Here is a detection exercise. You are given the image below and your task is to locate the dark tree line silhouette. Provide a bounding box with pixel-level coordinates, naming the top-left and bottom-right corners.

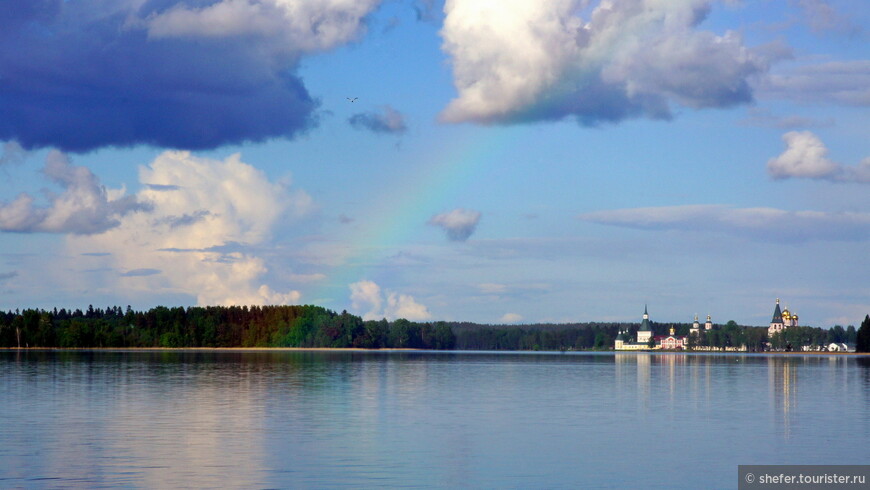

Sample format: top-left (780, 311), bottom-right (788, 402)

top-left (0, 305), bottom-right (455, 350)
top-left (1, 305), bottom-right (866, 352)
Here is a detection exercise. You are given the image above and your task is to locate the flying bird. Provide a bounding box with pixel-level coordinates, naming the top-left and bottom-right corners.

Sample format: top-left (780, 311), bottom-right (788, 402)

top-left (347, 97), bottom-right (358, 103)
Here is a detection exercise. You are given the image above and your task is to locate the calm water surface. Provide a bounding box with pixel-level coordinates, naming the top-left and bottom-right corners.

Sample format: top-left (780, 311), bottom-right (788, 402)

top-left (1, 350), bottom-right (869, 488)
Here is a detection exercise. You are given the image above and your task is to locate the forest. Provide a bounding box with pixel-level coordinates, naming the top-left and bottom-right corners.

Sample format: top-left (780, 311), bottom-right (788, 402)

top-left (0, 305), bottom-right (456, 350)
top-left (1, 305), bottom-right (867, 352)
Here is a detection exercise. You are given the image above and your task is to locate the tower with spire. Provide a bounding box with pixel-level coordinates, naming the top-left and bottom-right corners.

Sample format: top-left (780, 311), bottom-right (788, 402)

top-left (768, 298), bottom-right (798, 337)
top-left (636, 305), bottom-right (654, 345)
top-left (690, 315), bottom-right (700, 336)
top-left (615, 305), bottom-right (688, 350)
top-left (705, 314), bottom-right (713, 331)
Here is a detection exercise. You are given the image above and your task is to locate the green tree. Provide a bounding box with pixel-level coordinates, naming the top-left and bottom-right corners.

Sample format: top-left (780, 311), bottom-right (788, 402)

top-left (847, 325), bottom-right (858, 345)
top-left (744, 327), bottom-right (768, 352)
top-left (856, 315), bottom-right (870, 353)
top-left (593, 332), bottom-right (608, 350)
top-left (433, 322), bottom-right (455, 350)
top-left (390, 319), bottom-right (411, 348)
top-left (829, 325), bottom-right (846, 343)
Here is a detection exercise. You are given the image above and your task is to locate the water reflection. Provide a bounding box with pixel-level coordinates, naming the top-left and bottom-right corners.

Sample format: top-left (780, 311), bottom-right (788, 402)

top-left (767, 357), bottom-right (797, 439)
top-left (2, 350), bottom-right (870, 488)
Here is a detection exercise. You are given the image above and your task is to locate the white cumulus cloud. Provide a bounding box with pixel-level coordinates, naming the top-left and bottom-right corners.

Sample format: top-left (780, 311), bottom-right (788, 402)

top-left (767, 131), bottom-right (870, 183)
top-left (429, 208), bottom-right (482, 241)
top-left (767, 131), bottom-right (840, 179)
top-left (68, 151), bottom-right (311, 306)
top-left (440, 0), bottom-right (777, 125)
top-left (350, 280), bottom-right (432, 321)
top-left (146, 0), bottom-right (381, 54)
top-left (0, 151), bottom-right (145, 234)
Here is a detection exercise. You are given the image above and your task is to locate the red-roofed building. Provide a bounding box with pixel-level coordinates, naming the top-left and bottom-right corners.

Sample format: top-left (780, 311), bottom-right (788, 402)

top-left (655, 325), bottom-right (687, 350)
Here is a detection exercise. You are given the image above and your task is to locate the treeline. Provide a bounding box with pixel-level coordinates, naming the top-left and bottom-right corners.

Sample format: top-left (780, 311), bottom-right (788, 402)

top-left (449, 321), bottom-right (740, 351)
top-left (673, 321), bottom-right (859, 352)
top-left (0, 305), bottom-right (456, 350)
top-left (2, 305), bottom-right (867, 352)
top-left (450, 319), bottom-right (868, 352)
top-left (451, 322), bottom-right (625, 350)
top-left (767, 324), bottom-right (858, 351)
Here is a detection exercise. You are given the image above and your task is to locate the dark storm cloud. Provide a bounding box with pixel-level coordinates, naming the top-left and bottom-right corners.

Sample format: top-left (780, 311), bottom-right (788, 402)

top-left (0, 0), bottom-right (322, 152)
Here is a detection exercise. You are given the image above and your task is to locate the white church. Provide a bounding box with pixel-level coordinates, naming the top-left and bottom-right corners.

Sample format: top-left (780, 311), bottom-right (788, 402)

top-left (615, 306), bottom-right (692, 350)
top-left (768, 298), bottom-right (799, 337)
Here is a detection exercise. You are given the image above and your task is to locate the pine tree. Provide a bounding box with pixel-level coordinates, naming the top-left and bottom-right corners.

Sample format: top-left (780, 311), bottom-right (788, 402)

top-left (856, 315), bottom-right (870, 353)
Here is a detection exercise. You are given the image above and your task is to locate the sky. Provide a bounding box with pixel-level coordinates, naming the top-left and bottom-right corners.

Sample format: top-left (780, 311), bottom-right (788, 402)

top-left (1, 0), bottom-right (868, 328)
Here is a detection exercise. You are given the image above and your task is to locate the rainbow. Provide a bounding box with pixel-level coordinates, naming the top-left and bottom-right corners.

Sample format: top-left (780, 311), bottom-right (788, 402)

top-left (307, 127), bottom-right (513, 310)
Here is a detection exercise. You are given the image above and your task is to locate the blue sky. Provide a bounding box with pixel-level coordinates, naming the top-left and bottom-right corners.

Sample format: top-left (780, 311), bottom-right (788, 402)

top-left (1, 0), bottom-right (868, 327)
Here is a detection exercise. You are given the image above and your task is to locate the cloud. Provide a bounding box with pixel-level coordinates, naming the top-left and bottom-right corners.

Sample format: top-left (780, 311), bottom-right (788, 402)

top-left (767, 131), bottom-right (870, 183)
top-left (349, 280), bottom-right (432, 321)
top-left (0, 151), bottom-right (147, 234)
top-left (740, 108), bottom-right (834, 129)
top-left (120, 268), bottom-right (161, 277)
top-left (145, 0), bottom-right (379, 51)
top-left (413, 0), bottom-right (441, 22)
top-left (0, 0), bottom-right (380, 151)
top-left (348, 106), bottom-right (408, 134)
top-left (158, 210), bottom-right (214, 229)
top-left (145, 184), bottom-right (182, 192)
top-left (429, 208), bottom-right (481, 241)
top-left (287, 272), bottom-right (327, 283)
top-left (762, 60), bottom-right (870, 106)
top-left (791, 0), bottom-right (859, 34)
top-left (767, 131), bottom-right (841, 179)
top-left (338, 214), bottom-right (355, 224)
top-left (0, 141), bottom-right (26, 166)
top-left (68, 151), bottom-right (310, 306)
top-left (0, 271), bottom-right (17, 281)
top-left (499, 313), bottom-right (523, 324)
top-left (439, 0), bottom-right (780, 126)
top-left (478, 283), bottom-right (508, 294)
top-left (580, 204), bottom-right (870, 242)
top-left (350, 280), bottom-right (383, 319)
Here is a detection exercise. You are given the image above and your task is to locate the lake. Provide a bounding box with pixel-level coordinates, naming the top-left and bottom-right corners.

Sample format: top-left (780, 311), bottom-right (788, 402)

top-left (1, 350), bottom-right (869, 488)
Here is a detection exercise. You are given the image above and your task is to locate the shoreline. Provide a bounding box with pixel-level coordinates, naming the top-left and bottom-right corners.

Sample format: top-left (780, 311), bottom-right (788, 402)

top-left (2, 347), bottom-right (868, 356)
top-left (0, 346), bottom-right (426, 352)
